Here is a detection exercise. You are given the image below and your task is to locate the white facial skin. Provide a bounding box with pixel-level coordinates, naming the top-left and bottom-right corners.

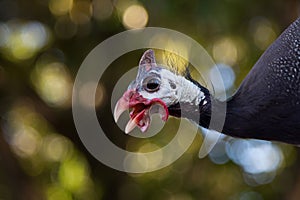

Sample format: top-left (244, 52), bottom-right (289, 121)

top-left (135, 68), bottom-right (205, 106)
top-left (115, 50), bottom-right (207, 134)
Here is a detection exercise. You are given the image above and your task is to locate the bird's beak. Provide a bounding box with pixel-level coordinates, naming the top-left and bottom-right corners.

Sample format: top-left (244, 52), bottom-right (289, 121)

top-left (114, 90), bottom-right (169, 134)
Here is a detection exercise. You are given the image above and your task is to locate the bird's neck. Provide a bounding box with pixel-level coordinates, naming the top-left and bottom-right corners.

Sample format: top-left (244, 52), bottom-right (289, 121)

top-left (168, 79), bottom-right (256, 139)
top-left (168, 77), bottom-right (212, 128)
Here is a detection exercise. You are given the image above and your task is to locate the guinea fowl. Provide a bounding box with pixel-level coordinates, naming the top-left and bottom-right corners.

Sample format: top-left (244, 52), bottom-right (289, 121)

top-left (114, 17), bottom-right (300, 145)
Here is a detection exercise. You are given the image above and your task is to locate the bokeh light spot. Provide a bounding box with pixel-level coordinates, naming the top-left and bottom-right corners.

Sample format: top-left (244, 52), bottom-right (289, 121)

top-left (0, 21), bottom-right (51, 61)
top-left (209, 63), bottom-right (235, 93)
top-left (208, 140), bottom-right (229, 164)
top-left (78, 82), bottom-right (105, 108)
top-left (122, 4), bottom-right (148, 29)
top-left (213, 37), bottom-right (238, 66)
top-left (11, 127), bottom-right (41, 158)
top-left (250, 17), bottom-right (277, 50)
top-left (70, 0), bottom-right (92, 25)
top-left (123, 143), bottom-right (163, 172)
top-left (43, 134), bottom-right (72, 162)
top-left (226, 139), bottom-right (283, 175)
top-left (93, 0), bottom-right (114, 21)
top-left (49, 0), bottom-right (73, 16)
top-left (139, 143), bottom-right (163, 168)
top-left (32, 62), bottom-right (72, 107)
top-left (59, 156), bottom-right (89, 192)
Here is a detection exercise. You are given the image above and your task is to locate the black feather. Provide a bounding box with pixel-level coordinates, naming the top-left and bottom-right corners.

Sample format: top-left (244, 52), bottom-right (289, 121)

top-left (220, 17), bottom-right (300, 144)
top-left (170, 17), bottom-right (300, 144)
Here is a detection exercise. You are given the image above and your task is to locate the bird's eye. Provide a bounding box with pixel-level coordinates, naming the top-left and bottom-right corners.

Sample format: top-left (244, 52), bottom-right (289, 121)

top-left (144, 77), bottom-right (160, 92)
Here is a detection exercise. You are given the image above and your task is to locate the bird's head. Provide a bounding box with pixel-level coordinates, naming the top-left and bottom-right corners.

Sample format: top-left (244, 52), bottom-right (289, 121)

top-left (114, 49), bottom-right (210, 133)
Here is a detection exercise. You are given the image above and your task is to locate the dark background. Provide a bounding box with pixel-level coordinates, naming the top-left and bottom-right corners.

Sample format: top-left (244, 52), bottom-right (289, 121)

top-left (0, 0), bottom-right (300, 199)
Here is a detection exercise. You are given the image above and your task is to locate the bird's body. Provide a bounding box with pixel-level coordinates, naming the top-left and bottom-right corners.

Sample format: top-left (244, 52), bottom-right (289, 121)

top-left (223, 17), bottom-right (300, 143)
top-left (114, 17), bottom-right (300, 145)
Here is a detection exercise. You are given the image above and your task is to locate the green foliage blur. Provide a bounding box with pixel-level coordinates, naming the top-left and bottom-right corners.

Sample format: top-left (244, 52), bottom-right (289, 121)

top-left (0, 0), bottom-right (300, 200)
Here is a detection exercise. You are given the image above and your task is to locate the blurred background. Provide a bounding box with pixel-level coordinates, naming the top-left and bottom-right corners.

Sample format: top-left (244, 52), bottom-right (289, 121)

top-left (0, 0), bottom-right (300, 199)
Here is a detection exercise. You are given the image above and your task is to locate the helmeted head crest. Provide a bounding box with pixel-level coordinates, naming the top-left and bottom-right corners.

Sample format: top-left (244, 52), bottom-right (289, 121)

top-left (138, 49), bottom-right (189, 78)
top-left (137, 49), bottom-right (158, 80)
